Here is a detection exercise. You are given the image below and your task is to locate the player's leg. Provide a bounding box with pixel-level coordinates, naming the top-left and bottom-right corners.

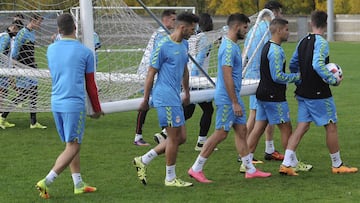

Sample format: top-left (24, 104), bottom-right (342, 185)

top-left (280, 97), bottom-right (311, 175)
top-left (36, 112), bottom-right (83, 198)
top-left (263, 101), bottom-right (291, 161)
top-left (247, 100), bottom-right (268, 153)
top-left (247, 120), bottom-right (268, 153)
top-left (233, 98), bottom-right (271, 178)
top-left (29, 85), bottom-right (46, 129)
top-left (163, 106), bottom-right (192, 187)
top-left (264, 124), bottom-right (278, 156)
top-left (312, 97), bottom-right (357, 173)
top-left (188, 129), bottom-right (227, 183)
top-left (0, 83), bottom-right (15, 129)
top-left (240, 95), bottom-right (262, 163)
top-left (276, 122), bottom-right (292, 151)
top-left (133, 140), bottom-right (166, 185)
top-left (279, 122), bottom-right (309, 176)
top-left (134, 109), bottom-right (150, 146)
top-left (189, 104), bottom-right (231, 183)
top-left (325, 122), bottom-right (358, 173)
top-left (154, 105), bottom-right (180, 144)
top-left (194, 101), bottom-right (214, 151)
top-left (183, 103), bottom-right (196, 120)
top-left (133, 107), bottom-right (169, 185)
top-left (234, 123), bottom-right (271, 178)
top-left (246, 95), bottom-right (257, 137)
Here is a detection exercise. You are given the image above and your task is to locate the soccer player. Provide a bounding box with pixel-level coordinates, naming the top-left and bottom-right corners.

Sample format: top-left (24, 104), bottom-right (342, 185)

top-left (35, 13), bottom-right (104, 199)
top-left (245, 18), bottom-right (303, 172)
top-left (241, 0), bottom-right (284, 162)
top-left (188, 13), bottom-right (271, 183)
top-left (183, 13), bottom-right (215, 151)
top-left (1, 13), bottom-right (47, 129)
top-left (279, 10), bottom-right (358, 176)
top-left (134, 9), bottom-right (176, 146)
top-left (133, 12), bottom-right (199, 187)
top-left (0, 20), bottom-right (23, 129)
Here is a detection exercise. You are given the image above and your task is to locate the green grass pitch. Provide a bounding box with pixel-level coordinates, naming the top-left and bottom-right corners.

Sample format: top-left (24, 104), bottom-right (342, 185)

top-left (0, 42), bottom-right (359, 202)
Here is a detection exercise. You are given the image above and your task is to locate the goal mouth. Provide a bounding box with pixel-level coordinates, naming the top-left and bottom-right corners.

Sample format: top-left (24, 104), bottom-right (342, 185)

top-left (0, 1), bottom-right (269, 113)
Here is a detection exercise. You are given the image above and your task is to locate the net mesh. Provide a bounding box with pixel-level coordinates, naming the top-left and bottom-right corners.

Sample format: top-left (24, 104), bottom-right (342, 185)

top-left (0, 0), bottom-right (268, 113)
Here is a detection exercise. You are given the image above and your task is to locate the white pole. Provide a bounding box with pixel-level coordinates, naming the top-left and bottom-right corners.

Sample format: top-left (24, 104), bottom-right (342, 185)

top-left (327, 0), bottom-right (334, 41)
top-left (80, 0), bottom-right (95, 62)
top-left (79, 0), bottom-right (96, 115)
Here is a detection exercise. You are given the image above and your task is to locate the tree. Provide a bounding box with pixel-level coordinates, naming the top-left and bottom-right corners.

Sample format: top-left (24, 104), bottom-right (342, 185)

top-left (123, 0), bottom-right (360, 15)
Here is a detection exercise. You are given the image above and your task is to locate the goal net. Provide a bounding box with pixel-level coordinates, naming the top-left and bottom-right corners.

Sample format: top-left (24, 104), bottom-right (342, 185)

top-left (0, 0), bottom-right (271, 113)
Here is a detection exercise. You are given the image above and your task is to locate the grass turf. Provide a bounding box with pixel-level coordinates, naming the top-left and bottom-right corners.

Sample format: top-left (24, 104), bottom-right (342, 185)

top-left (0, 42), bottom-right (359, 202)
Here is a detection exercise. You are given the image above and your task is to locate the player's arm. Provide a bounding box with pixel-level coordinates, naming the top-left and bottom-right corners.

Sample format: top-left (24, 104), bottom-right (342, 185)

top-left (85, 72), bottom-right (103, 118)
top-left (269, 46), bottom-right (300, 84)
top-left (0, 35), bottom-right (10, 53)
top-left (312, 38), bottom-right (338, 85)
top-left (289, 43), bottom-right (300, 73)
top-left (11, 29), bottom-right (26, 60)
top-left (182, 64), bottom-right (190, 106)
top-left (139, 66), bottom-right (156, 111)
top-left (85, 51), bottom-right (103, 118)
top-left (223, 65), bottom-right (242, 117)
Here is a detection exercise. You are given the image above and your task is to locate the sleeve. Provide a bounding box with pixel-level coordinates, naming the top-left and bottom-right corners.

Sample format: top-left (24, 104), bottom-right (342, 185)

top-left (269, 45), bottom-right (300, 84)
top-left (85, 49), bottom-right (95, 74)
top-left (221, 42), bottom-right (235, 68)
top-left (84, 50), bottom-right (101, 112)
top-left (0, 34), bottom-right (10, 53)
top-left (149, 37), bottom-right (165, 71)
top-left (11, 28), bottom-right (26, 59)
top-left (312, 37), bottom-right (337, 85)
top-left (191, 34), bottom-right (210, 75)
top-left (289, 43), bottom-right (300, 73)
top-left (85, 72), bottom-right (101, 113)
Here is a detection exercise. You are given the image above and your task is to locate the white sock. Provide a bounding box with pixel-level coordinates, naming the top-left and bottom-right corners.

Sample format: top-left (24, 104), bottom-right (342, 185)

top-left (141, 149), bottom-right (158, 165)
top-left (71, 173), bottom-right (83, 187)
top-left (191, 155), bottom-right (207, 172)
top-left (282, 149), bottom-right (297, 167)
top-left (330, 151), bottom-right (342, 168)
top-left (45, 170), bottom-right (58, 185)
top-left (165, 165), bottom-right (176, 182)
top-left (242, 154), bottom-right (256, 174)
top-left (265, 140), bottom-right (275, 154)
top-left (197, 136), bottom-right (207, 143)
top-left (134, 134), bottom-right (143, 142)
top-left (249, 153), bottom-right (254, 160)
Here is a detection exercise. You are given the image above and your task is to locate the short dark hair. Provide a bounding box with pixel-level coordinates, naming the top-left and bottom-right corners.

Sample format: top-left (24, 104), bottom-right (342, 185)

top-left (31, 13), bottom-right (43, 21)
top-left (14, 13), bottom-right (24, 19)
top-left (57, 13), bottom-right (75, 35)
top-left (198, 13), bottom-right (213, 32)
top-left (311, 10), bottom-right (327, 28)
top-left (161, 9), bottom-right (176, 18)
top-left (269, 18), bottom-right (288, 34)
top-left (227, 13), bottom-right (250, 27)
top-left (264, 1), bottom-right (283, 11)
top-left (12, 19), bottom-right (24, 29)
top-left (176, 12), bottom-right (199, 24)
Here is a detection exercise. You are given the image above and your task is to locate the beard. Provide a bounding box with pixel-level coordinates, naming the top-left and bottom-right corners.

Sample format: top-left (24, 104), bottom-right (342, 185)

top-left (236, 31), bottom-right (244, 40)
top-left (183, 34), bottom-right (191, 40)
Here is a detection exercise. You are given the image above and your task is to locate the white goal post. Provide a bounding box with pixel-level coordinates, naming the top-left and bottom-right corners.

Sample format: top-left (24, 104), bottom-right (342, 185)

top-left (0, 0), bottom-right (271, 114)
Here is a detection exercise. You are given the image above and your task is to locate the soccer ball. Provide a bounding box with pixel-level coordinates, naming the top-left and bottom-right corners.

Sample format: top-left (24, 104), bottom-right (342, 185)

top-left (325, 63), bottom-right (343, 80)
